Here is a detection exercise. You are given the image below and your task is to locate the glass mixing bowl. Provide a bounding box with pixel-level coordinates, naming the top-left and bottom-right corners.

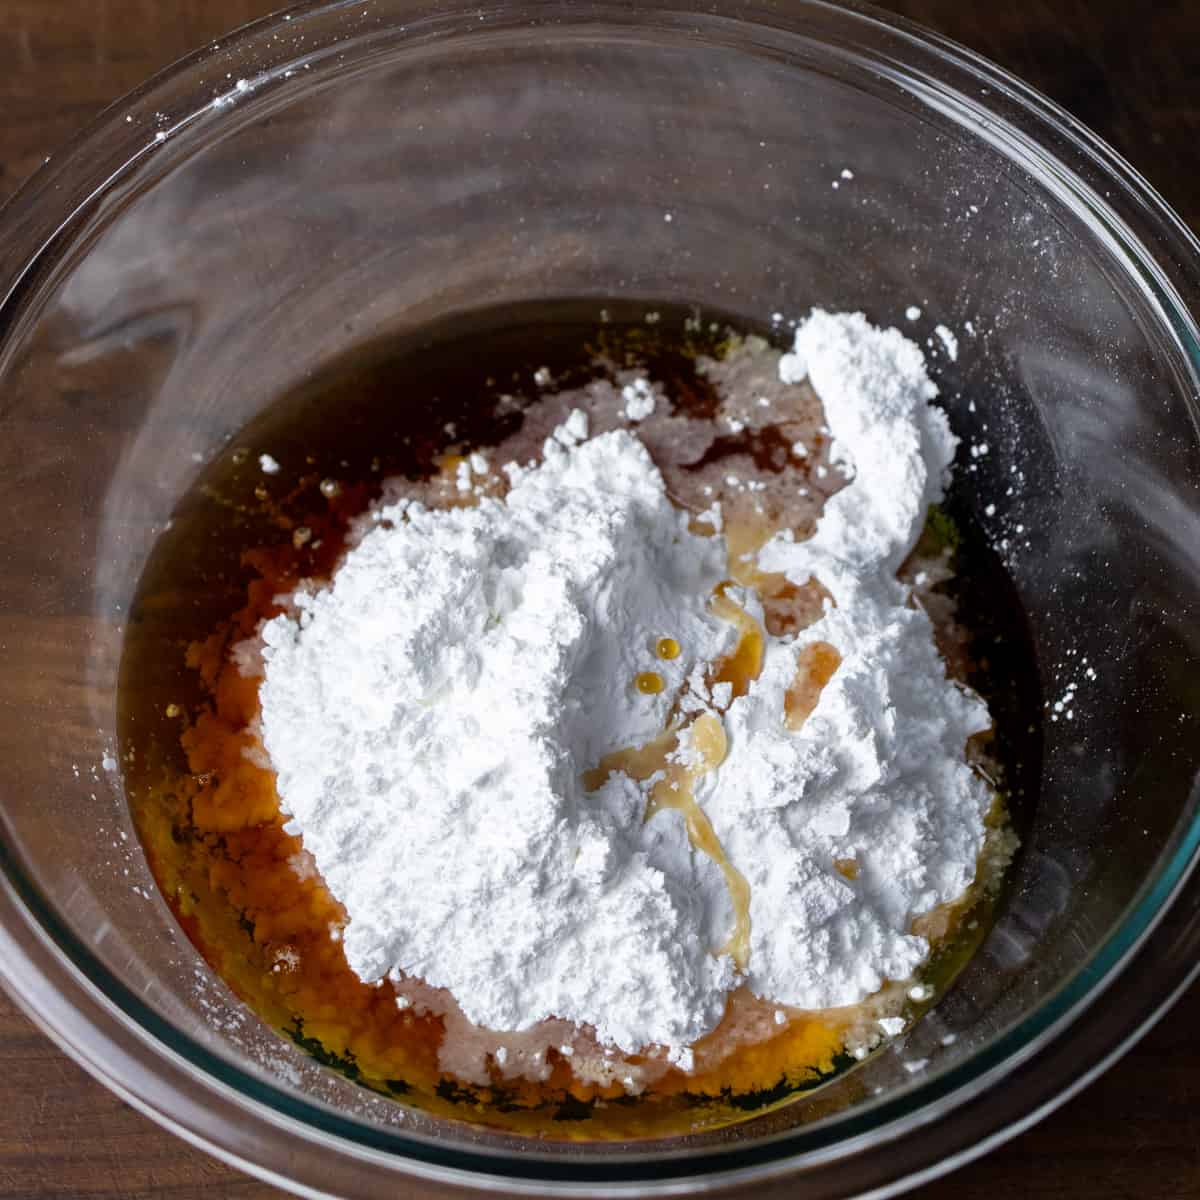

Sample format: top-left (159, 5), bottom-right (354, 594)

top-left (2, 0), bottom-right (1200, 1195)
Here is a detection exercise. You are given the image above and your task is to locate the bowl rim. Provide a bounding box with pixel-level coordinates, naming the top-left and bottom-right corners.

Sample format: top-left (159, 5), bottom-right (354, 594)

top-left (2, 0), bottom-right (1200, 1195)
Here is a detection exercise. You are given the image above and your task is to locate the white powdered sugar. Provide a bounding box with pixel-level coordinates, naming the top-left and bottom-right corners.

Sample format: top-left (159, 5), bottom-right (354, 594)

top-left (724, 310), bottom-right (993, 1008)
top-left (256, 309), bottom-right (994, 1060)
top-left (621, 375), bottom-right (658, 422)
top-left (260, 415), bottom-right (737, 1054)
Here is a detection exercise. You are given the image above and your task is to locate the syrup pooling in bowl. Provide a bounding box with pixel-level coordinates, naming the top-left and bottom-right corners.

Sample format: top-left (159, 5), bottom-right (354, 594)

top-left (118, 302), bottom-right (1036, 1137)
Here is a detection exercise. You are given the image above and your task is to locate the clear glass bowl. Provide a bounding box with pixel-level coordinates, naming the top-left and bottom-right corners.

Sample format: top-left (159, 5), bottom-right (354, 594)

top-left (2, 1), bottom-right (1200, 1195)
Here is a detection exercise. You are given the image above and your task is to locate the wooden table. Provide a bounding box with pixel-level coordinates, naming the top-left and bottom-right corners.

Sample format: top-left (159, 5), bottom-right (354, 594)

top-left (1, 1), bottom-right (1198, 1196)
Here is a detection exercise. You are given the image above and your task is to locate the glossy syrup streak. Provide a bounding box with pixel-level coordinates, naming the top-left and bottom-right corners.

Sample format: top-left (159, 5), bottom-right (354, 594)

top-left (118, 300), bottom-right (1041, 1137)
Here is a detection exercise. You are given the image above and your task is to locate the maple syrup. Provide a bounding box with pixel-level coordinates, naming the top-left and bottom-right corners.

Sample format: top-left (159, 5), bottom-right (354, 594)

top-left (118, 300), bottom-right (1040, 1138)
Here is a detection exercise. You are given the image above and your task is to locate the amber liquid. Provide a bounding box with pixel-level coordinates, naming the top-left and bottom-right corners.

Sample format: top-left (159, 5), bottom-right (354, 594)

top-left (118, 300), bottom-right (1041, 1138)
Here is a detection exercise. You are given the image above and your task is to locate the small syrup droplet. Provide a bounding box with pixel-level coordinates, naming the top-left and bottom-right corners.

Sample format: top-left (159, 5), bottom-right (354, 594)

top-left (656, 637), bottom-right (681, 660)
top-left (635, 672), bottom-right (665, 695)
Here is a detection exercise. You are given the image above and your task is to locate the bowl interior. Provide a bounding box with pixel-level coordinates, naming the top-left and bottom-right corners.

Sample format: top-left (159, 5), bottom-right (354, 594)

top-left (2, 0), bottom-right (1200, 1182)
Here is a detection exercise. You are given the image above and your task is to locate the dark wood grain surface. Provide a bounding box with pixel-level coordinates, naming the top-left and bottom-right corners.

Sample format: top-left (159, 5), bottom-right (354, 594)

top-left (2, 1), bottom-right (1199, 1197)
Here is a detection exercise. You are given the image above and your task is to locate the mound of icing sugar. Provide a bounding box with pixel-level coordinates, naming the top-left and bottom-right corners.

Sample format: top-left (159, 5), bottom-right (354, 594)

top-left (255, 310), bottom-right (993, 1058)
